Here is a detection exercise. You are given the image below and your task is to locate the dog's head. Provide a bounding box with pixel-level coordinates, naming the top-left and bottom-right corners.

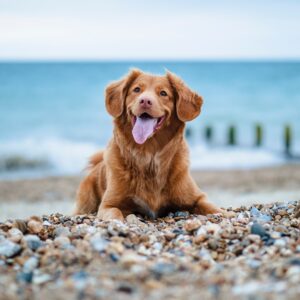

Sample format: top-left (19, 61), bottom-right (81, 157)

top-left (105, 69), bottom-right (203, 145)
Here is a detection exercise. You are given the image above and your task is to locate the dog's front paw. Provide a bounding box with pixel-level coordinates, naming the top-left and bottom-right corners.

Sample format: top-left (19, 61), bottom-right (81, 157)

top-left (97, 207), bottom-right (125, 222)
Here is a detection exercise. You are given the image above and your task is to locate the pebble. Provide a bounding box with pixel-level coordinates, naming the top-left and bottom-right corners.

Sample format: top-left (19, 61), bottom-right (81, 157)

top-left (12, 219), bottom-right (27, 233)
top-left (250, 223), bottom-right (269, 238)
top-left (27, 217), bottom-right (43, 234)
top-left (32, 272), bottom-right (52, 285)
top-left (274, 239), bottom-right (287, 249)
top-left (247, 259), bottom-right (261, 269)
top-left (54, 226), bottom-right (71, 237)
top-left (54, 236), bottom-right (71, 248)
top-left (0, 237), bottom-right (22, 258)
top-left (23, 235), bottom-right (43, 251)
top-left (90, 234), bottom-right (108, 252)
top-left (120, 252), bottom-right (145, 268)
top-left (17, 271), bottom-right (33, 283)
top-left (184, 219), bottom-right (202, 232)
top-left (151, 262), bottom-right (177, 276)
top-left (7, 228), bottom-right (23, 243)
top-left (247, 234), bottom-right (261, 243)
top-left (174, 211), bottom-right (189, 218)
top-left (194, 234), bottom-right (207, 244)
top-left (23, 256), bottom-right (39, 273)
top-left (126, 214), bottom-right (140, 224)
top-left (250, 207), bottom-right (272, 223)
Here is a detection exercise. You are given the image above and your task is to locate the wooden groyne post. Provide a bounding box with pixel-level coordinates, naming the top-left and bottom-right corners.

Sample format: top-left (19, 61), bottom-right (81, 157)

top-left (185, 127), bottom-right (192, 139)
top-left (204, 126), bottom-right (213, 143)
top-left (284, 125), bottom-right (292, 157)
top-left (227, 125), bottom-right (237, 145)
top-left (255, 123), bottom-right (263, 147)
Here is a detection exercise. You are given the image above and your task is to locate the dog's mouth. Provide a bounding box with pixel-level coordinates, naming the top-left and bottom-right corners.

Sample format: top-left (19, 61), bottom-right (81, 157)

top-left (131, 112), bottom-right (165, 144)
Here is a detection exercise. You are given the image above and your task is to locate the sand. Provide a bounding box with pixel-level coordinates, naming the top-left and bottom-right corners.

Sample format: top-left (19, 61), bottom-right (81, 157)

top-left (0, 164), bottom-right (299, 221)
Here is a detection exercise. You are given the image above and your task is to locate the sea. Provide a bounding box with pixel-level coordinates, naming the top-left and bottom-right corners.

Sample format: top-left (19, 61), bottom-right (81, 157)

top-left (0, 61), bottom-right (299, 179)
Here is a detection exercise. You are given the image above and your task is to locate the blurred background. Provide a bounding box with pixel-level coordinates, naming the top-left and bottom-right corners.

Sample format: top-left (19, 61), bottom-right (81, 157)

top-left (0, 0), bottom-right (299, 218)
top-left (0, 0), bottom-right (300, 178)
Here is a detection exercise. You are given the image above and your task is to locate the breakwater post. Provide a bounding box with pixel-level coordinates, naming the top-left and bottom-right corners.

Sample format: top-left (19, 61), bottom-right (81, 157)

top-left (255, 123), bottom-right (263, 147)
top-left (284, 125), bottom-right (292, 157)
top-left (227, 125), bottom-right (237, 146)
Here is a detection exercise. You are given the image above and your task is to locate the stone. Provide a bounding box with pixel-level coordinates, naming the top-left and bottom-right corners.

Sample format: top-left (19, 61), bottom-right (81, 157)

top-left (23, 256), bottom-right (39, 272)
top-left (184, 219), bottom-right (202, 232)
top-left (207, 239), bottom-right (218, 250)
top-left (194, 234), bottom-right (207, 244)
top-left (0, 237), bottom-right (22, 258)
top-left (12, 219), bottom-right (27, 233)
top-left (120, 252), bottom-right (145, 267)
top-left (24, 235), bottom-right (43, 251)
top-left (54, 226), bottom-right (71, 237)
top-left (27, 217), bottom-right (43, 234)
top-left (8, 228), bottom-right (23, 243)
top-left (90, 234), bottom-right (108, 252)
top-left (32, 272), bottom-right (52, 285)
top-left (126, 214), bottom-right (140, 224)
top-left (174, 211), bottom-right (189, 218)
top-left (247, 234), bottom-right (261, 243)
top-left (247, 259), bottom-right (261, 269)
top-left (274, 239), bottom-right (286, 248)
top-left (17, 271), bottom-right (33, 283)
top-left (151, 262), bottom-right (177, 276)
top-left (54, 236), bottom-right (71, 248)
top-left (250, 223), bottom-right (269, 238)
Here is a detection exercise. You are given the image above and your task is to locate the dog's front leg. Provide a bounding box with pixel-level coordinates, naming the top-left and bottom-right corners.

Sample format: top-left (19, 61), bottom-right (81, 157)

top-left (192, 193), bottom-right (223, 215)
top-left (171, 175), bottom-right (223, 216)
top-left (97, 190), bottom-right (128, 221)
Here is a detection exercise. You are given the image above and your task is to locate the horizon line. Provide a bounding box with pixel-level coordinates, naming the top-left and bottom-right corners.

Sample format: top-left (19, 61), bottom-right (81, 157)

top-left (0, 58), bottom-right (300, 63)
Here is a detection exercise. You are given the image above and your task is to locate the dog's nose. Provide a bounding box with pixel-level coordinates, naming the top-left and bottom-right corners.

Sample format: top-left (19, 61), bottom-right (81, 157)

top-left (139, 98), bottom-right (152, 109)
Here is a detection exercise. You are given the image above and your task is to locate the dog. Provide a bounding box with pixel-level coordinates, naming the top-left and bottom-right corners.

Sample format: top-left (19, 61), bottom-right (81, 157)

top-left (74, 69), bottom-right (223, 221)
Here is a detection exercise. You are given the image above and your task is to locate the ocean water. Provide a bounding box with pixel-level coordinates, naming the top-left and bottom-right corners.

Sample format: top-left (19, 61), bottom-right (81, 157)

top-left (0, 61), bottom-right (299, 178)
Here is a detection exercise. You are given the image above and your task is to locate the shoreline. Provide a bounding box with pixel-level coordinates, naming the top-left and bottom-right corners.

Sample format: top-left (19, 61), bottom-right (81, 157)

top-left (0, 164), bottom-right (299, 221)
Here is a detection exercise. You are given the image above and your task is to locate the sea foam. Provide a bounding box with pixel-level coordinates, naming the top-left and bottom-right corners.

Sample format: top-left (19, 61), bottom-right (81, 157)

top-left (0, 136), bottom-right (287, 179)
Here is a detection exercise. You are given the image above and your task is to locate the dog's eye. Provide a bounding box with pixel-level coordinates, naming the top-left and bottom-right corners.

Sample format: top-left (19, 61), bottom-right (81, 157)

top-left (133, 87), bottom-right (141, 93)
top-left (160, 90), bottom-right (167, 97)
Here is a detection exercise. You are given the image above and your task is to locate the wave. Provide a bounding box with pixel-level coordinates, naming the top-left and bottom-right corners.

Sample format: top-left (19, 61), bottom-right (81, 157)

top-left (190, 145), bottom-right (285, 170)
top-left (0, 137), bottom-right (99, 178)
top-left (0, 136), bottom-right (287, 179)
top-left (0, 155), bottom-right (49, 171)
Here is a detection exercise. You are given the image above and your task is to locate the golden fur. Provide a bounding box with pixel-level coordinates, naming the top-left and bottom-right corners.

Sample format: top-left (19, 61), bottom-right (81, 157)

top-left (75, 69), bottom-right (222, 221)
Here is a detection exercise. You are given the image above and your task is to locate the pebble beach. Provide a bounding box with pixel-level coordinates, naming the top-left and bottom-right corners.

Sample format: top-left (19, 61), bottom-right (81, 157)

top-left (1, 200), bottom-right (300, 300)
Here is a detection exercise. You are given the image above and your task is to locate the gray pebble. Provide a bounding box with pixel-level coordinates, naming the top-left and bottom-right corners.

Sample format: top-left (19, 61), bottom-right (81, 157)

top-left (54, 226), bottom-right (71, 237)
top-left (151, 262), bottom-right (177, 276)
top-left (24, 235), bottom-right (43, 251)
top-left (90, 234), bottom-right (108, 252)
top-left (23, 256), bottom-right (39, 273)
top-left (250, 223), bottom-right (269, 238)
top-left (0, 237), bottom-right (22, 258)
top-left (174, 211), bottom-right (189, 218)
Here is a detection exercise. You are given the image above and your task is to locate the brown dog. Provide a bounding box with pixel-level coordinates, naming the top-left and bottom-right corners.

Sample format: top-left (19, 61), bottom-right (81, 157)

top-left (75, 69), bottom-right (222, 221)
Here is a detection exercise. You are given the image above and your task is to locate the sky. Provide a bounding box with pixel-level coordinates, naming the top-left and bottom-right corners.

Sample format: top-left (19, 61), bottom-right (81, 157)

top-left (0, 0), bottom-right (299, 60)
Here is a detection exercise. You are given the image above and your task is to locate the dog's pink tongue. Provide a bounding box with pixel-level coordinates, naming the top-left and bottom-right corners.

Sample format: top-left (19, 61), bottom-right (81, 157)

top-left (132, 117), bottom-right (157, 144)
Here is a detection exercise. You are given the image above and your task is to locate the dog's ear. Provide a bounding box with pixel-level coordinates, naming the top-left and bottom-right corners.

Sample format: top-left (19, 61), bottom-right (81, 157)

top-left (166, 72), bottom-right (203, 122)
top-left (105, 69), bottom-right (141, 117)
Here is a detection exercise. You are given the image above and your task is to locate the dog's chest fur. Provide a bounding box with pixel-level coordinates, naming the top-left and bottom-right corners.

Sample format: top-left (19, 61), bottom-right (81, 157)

top-left (125, 150), bottom-right (170, 214)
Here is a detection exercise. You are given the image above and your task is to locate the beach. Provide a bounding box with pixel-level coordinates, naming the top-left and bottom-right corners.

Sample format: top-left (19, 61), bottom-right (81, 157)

top-left (0, 164), bottom-right (299, 221)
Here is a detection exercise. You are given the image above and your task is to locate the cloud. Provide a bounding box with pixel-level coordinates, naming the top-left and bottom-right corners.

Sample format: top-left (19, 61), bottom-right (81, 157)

top-left (0, 0), bottom-right (299, 60)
